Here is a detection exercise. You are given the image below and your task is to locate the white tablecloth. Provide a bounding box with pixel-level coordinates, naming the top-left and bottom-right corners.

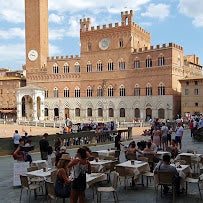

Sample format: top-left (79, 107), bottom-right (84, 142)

top-left (90, 160), bottom-right (115, 172)
top-left (26, 168), bottom-right (55, 178)
top-left (116, 161), bottom-right (150, 176)
top-left (176, 153), bottom-right (202, 162)
top-left (32, 160), bottom-right (47, 169)
top-left (96, 150), bottom-right (115, 157)
top-left (156, 151), bottom-right (171, 159)
top-left (86, 173), bottom-right (107, 188)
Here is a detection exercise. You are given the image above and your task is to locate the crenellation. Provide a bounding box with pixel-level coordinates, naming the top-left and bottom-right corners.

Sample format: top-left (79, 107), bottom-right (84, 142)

top-left (91, 26), bottom-right (95, 31)
top-left (65, 55), bottom-right (69, 59)
top-left (150, 46), bottom-right (154, 50)
top-left (156, 45), bottom-right (160, 49)
top-left (56, 56), bottom-right (59, 59)
top-left (162, 44), bottom-right (167, 48)
top-left (60, 56), bottom-right (64, 59)
top-left (70, 55), bottom-right (73, 58)
top-left (145, 47), bottom-right (148, 51)
top-left (115, 22), bottom-right (119, 27)
top-left (97, 25), bottom-right (100, 30)
top-left (103, 24), bottom-right (107, 29)
top-left (47, 57), bottom-right (50, 60)
top-left (51, 56), bottom-right (54, 60)
top-left (109, 23), bottom-right (112, 28)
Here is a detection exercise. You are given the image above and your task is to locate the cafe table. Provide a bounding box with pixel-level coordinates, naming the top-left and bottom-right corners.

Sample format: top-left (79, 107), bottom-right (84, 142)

top-left (90, 160), bottom-right (115, 172)
top-left (176, 153), bottom-right (202, 162)
top-left (96, 149), bottom-right (115, 157)
top-left (31, 160), bottom-right (47, 169)
top-left (86, 173), bottom-right (107, 188)
top-left (26, 168), bottom-right (55, 179)
top-left (156, 151), bottom-right (171, 160)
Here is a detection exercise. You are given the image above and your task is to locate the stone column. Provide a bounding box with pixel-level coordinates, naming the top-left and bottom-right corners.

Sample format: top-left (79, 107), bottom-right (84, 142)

top-left (39, 101), bottom-right (44, 121)
top-left (32, 97), bottom-right (38, 121)
top-left (17, 101), bottom-right (22, 122)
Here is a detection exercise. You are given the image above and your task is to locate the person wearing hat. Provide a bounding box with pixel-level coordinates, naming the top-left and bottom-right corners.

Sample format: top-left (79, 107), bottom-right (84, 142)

top-left (55, 154), bottom-right (72, 198)
top-left (55, 146), bottom-right (69, 167)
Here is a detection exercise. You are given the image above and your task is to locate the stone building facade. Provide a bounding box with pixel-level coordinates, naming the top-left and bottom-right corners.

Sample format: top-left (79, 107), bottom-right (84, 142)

top-left (16, 0), bottom-right (202, 122)
top-left (0, 68), bottom-right (26, 121)
top-left (179, 76), bottom-right (203, 116)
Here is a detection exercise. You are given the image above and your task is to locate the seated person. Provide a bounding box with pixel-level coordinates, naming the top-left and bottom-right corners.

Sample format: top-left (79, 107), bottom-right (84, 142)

top-left (154, 154), bottom-right (180, 194)
top-left (148, 138), bottom-right (157, 153)
top-left (13, 139), bottom-right (25, 162)
top-left (143, 142), bottom-right (155, 154)
top-left (126, 141), bottom-right (142, 155)
top-left (170, 139), bottom-right (179, 158)
top-left (55, 154), bottom-right (72, 198)
top-left (55, 146), bottom-right (69, 167)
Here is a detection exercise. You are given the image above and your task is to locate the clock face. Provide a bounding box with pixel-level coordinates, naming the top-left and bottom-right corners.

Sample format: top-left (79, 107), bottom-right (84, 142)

top-left (99, 38), bottom-right (110, 50)
top-left (28, 50), bottom-right (38, 61)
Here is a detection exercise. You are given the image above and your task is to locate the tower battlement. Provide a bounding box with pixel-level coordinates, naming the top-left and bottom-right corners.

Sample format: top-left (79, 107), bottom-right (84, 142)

top-left (47, 55), bottom-right (80, 61)
top-left (80, 18), bottom-right (91, 31)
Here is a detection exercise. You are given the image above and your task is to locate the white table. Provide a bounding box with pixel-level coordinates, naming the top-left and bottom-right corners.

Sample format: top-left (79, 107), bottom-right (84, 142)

top-left (116, 161), bottom-right (150, 176)
top-left (156, 151), bottom-right (171, 159)
top-left (26, 168), bottom-right (55, 178)
top-left (176, 153), bottom-right (202, 162)
top-left (86, 173), bottom-right (107, 188)
top-left (96, 150), bottom-right (115, 157)
top-left (90, 160), bottom-right (115, 172)
top-left (32, 160), bottom-right (47, 169)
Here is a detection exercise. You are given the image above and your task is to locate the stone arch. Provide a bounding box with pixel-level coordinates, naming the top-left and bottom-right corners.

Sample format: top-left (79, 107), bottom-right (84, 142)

top-left (118, 101), bottom-right (127, 109)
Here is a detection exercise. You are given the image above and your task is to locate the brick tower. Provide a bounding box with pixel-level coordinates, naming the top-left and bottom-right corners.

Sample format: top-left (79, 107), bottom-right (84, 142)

top-left (25, 0), bottom-right (49, 76)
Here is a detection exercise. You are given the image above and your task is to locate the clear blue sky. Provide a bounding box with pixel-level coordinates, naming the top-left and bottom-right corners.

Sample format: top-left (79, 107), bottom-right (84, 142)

top-left (0, 0), bottom-right (202, 70)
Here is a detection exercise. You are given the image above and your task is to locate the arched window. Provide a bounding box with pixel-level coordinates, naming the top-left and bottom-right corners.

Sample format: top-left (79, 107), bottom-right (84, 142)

top-left (88, 43), bottom-right (92, 51)
top-left (86, 86), bottom-right (92, 97)
top-left (75, 108), bottom-right (80, 117)
top-left (74, 62), bottom-right (80, 73)
top-left (53, 87), bottom-right (58, 98)
top-left (63, 63), bottom-right (69, 73)
top-left (119, 39), bottom-right (124, 48)
top-left (87, 108), bottom-right (92, 117)
top-left (134, 84), bottom-right (140, 96)
top-left (146, 56), bottom-right (152, 68)
top-left (146, 83), bottom-right (152, 96)
top-left (98, 108), bottom-right (103, 117)
top-left (158, 108), bottom-right (165, 119)
top-left (75, 86), bottom-right (80, 97)
top-left (108, 85), bottom-right (114, 97)
top-left (109, 108), bottom-right (114, 117)
top-left (44, 108), bottom-right (49, 117)
top-left (97, 60), bottom-right (103, 72)
top-left (120, 108), bottom-right (125, 117)
top-left (134, 108), bottom-right (140, 118)
top-left (134, 59), bottom-right (140, 69)
top-left (97, 86), bottom-right (103, 97)
top-left (120, 85), bottom-right (126, 96)
top-left (158, 83), bottom-right (165, 95)
top-left (86, 61), bottom-right (92, 72)
top-left (108, 59), bottom-right (114, 71)
top-left (45, 89), bottom-right (49, 98)
top-left (158, 55), bottom-right (165, 66)
top-left (119, 58), bottom-right (125, 70)
top-left (64, 87), bottom-right (69, 98)
top-left (53, 63), bottom-right (59, 74)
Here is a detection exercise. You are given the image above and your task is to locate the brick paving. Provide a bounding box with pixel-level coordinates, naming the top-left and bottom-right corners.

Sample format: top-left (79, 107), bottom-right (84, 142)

top-left (0, 129), bottom-right (202, 203)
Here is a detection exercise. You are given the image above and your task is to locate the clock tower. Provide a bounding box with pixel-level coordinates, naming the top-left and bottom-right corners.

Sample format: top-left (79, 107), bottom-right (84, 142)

top-left (25, 0), bottom-right (49, 75)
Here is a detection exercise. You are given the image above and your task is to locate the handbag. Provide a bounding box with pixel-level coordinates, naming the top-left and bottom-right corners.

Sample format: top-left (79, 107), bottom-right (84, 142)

top-left (54, 176), bottom-right (71, 198)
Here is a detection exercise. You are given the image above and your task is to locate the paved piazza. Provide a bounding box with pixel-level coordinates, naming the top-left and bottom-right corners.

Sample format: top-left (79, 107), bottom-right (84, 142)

top-left (0, 129), bottom-right (202, 203)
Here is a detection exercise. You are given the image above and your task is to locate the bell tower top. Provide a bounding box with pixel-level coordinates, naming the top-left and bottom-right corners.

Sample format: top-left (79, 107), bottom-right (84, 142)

top-left (121, 10), bottom-right (134, 25)
top-left (25, 0), bottom-right (49, 75)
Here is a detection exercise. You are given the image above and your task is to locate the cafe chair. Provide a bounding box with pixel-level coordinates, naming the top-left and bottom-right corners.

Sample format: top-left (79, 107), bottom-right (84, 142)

top-left (20, 175), bottom-right (43, 203)
top-left (45, 180), bottom-right (66, 203)
top-left (51, 170), bottom-right (57, 182)
top-left (116, 166), bottom-right (134, 190)
top-left (51, 157), bottom-right (56, 167)
top-left (179, 155), bottom-right (192, 167)
top-left (97, 171), bottom-right (119, 203)
top-left (142, 171), bottom-right (154, 187)
top-left (27, 167), bottom-right (44, 187)
top-left (138, 157), bottom-right (148, 162)
top-left (156, 171), bottom-right (176, 202)
top-left (114, 150), bottom-right (120, 161)
top-left (185, 174), bottom-right (203, 200)
top-left (144, 154), bottom-right (155, 171)
top-left (92, 152), bottom-right (99, 158)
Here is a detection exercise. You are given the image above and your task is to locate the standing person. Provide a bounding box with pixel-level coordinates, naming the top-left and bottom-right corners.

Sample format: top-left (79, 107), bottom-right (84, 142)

top-left (175, 121), bottom-right (184, 150)
top-left (161, 122), bottom-right (168, 151)
top-left (189, 120), bottom-right (194, 137)
top-left (152, 126), bottom-right (161, 148)
top-left (68, 148), bottom-right (91, 203)
top-left (54, 133), bottom-right (63, 151)
top-left (12, 130), bottom-right (21, 150)
top-left (115, 132), bottom-right (123, 151)
top-left (167, 126), bottom-right (172, 146)
top-left (39, 133), bottom-right (49, 160)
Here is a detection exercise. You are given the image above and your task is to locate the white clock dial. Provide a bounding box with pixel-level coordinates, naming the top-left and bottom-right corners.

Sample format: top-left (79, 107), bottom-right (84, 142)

top-left (99, 38), bottom-right (110, 50)
top-left (28, 50), bottom-right (38, 61)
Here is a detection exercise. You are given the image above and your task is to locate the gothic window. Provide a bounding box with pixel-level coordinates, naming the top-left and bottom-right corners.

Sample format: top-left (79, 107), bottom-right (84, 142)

top-left (158, 83), bottom-right (165, 95)
top-left (146, 83), bottom-right (152, 96)
top-left (53, 63), bottom-right (59, 74)
top-left (109, 108), bottom-right (114, 117)
top-left (88, 43), bottom-right (92, 51)
top-left (86, 61), bottom-right (92, 72)
top-left (75, 108), bottom-right (80, 117)
top-left (134, 60), bottom-right (140, 69)
top-left (120, 108), bottom-right (125, 117)
top-left (134, 108), bottom-right (140, 118)
top-left (98, 108), bottom-right (103, 117)
top-left (185, 89), bottom-right (189, 95)
top-left (44, 108), bottom-right (49, 117)
top-left (64, 87), bottom-right (69, 98)
top-left (119, 40), bottom-right (124, 47)
top-left (53, 87), bottom-right (59, 98)
top-left (158, 56), bottom-right (165, 66)
top-left (63, 63), bottom-right (69, 73)
top-left (74, 62), bottom-right (80, 73)
top-left (97, 86), bottom-right (103, 97)
top-left (108, 59), bottom-right (114, 71)
top-left (146, 57), bottom-right (152, 68)
top-left (119, 59), bottom-right (125, 70)
top-left (108, 85), bottom-right (114, 97)
top-left (97, 60), bottom-right (103, 72)
top-left (86, 86), bottom-right (92, 97)
top-left (87, 108), bottom-right (92, 117)
top-left (194, 89), bottom-right (198, 95)
top-left (45, 89), bottom-right (49, 98)
top-left (120, 85), bottom-right (126, 96)
top-left (75, 86), bottom-right (80, 97)
top-left (134, 85), bottom-right (140, 96)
